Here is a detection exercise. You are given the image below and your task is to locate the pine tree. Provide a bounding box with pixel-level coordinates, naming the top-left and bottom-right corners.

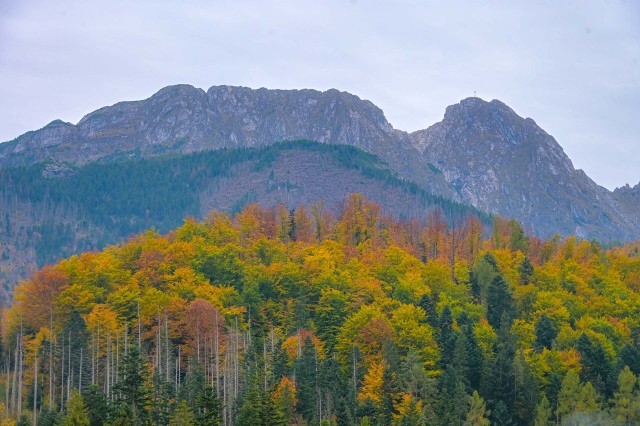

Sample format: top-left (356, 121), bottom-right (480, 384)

top-left (62, 389), bottom-right (90, 426)
top-left (464, 391), bottom-right (490, 426)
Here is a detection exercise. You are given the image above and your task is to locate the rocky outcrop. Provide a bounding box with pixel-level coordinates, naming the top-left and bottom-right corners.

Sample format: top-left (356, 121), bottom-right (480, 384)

top-left (411, 98), bottom-right (638, 240)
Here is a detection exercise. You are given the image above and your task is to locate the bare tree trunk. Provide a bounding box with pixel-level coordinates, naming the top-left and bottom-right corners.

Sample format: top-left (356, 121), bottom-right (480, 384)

top-left (165, 311), bottom-right (170, 383)
top-left (79, 348), bottom-right (83, 393)
top-left (18, 325), bottom-right (23, 416)
top-left (137, 300), bottom-right (142, 348)
top-left (33, 348), bottom-right (38, 425)
top-left (4, 350), bottom-right (11, 417)
top-left (215, 309), bottom-right (220, 397)
top-left (49, 311), bottom-right (53, 408)
top-left (67, 333), bottom-right (71, 401)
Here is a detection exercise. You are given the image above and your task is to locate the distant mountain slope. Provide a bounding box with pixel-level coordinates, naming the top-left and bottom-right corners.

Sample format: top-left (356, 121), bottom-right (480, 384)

top-left (0, 85), bottom-right (455, 199)
top-left (0, 141), bottom-right (480, 300)
top-left (412, 97), bottom-right (638, 241)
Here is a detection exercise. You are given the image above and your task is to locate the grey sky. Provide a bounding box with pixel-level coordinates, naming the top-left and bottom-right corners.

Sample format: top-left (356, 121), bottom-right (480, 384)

top-left (1, 0), bottom-right (638, 190)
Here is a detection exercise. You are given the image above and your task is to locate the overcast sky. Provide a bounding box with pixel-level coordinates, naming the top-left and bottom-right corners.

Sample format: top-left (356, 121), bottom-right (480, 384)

top-left (1, 0), bottom-right (638, 189)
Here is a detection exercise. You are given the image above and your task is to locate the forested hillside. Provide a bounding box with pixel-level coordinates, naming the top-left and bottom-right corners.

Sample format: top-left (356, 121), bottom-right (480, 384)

top-left (0, 141), bottom-right (476, 299)
top-left (2, 195), bottom-right (640, 425)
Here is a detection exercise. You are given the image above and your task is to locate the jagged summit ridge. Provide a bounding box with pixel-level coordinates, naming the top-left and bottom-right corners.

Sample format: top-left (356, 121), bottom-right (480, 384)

top-left (0, 84), bottom-right (638, 241)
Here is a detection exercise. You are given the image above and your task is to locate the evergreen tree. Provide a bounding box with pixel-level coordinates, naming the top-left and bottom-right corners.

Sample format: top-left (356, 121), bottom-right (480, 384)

top-left (62, 389), bottom-right (90, 426)
top-left (575, 382), bottom-right (600, 414)
top-left (195, 386), bottom-right (223, 426)
top-left (37, 406), bottom-right (61, 426)
top-left (113, 346), bottom-right (152, 424)
top-left (534, 396), bottom-right (552, 426)
top-left (513, 353), bottom-right (538, 425)
top-left (295, 336), bottom-right (318, 423)
top-left (452, 332), bottom-right (470, 390)
top-left (611, 366), bottom-right (640, 426)
top-left (556, 370), bottom-right (582, 422)
top-left (487, 275), bottom-right (514, 330)
top-left (617, 343), bottom-right (640, 376)
top-left (417, 294), bottom-right (438, 328)
top-left (576, 334), bottom-right (612, 397)
top-left (534, 314), bottom-right (557, 351)
top-left (82, 385), bottom-right (109, 426)
top-left (438, 306), bottom-right (456, 367)
top-left (491, 400), bottom-right (512, 426)
top-left (486, 327), bottom-right (516, 424)
top-left (463, 325), bottom-right (483, 391)
top-left (236, 375), bottom-right (286, 426)
top-left (436, 368), bottom-right (468, 426)
top-left (379, 359), bottom-right (400, 426)
top-left (518, 256), bottom-right (534, 285)
top-left (169, 400), bottom-right (195, 426)
top-left (464, 391), bottom-right (490, 426)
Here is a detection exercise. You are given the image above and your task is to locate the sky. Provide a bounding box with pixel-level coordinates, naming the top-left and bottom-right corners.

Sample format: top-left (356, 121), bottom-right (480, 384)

top-left (0, 0), bottom-right (638, 190)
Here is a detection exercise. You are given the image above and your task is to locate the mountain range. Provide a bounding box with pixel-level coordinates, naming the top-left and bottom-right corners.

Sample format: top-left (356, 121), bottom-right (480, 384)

top-left (0, 84), bottom-right (638, 297)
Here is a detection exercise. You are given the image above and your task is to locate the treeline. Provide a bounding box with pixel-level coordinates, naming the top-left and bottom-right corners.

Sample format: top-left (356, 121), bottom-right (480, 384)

top-left (2, 194), bottom-right (640, 425)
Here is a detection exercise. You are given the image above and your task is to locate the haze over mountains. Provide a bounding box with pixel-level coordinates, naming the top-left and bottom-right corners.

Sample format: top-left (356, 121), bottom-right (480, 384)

top-left (0, 84), bottom-right (638, 296)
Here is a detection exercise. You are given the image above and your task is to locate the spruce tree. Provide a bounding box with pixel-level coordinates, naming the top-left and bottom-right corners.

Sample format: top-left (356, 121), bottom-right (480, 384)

top-left (487, 275), bottom-right (514, 330)
top-left (63, 389), bottom-right (90, 426)
top-left (169, 400), bottom-right (195, 426)
top-left (464, 391), bottom-right (490, 426)
top-left (113, 346), bottom-right (152, 424)
top-left (534, 314), bottom-right (557, 351)
top-left (295, 337), bottom-right (318, 423)
top-left (195, 386), bottom-right (223, 426)
top-left (82, 385), bottom-right (109, 426)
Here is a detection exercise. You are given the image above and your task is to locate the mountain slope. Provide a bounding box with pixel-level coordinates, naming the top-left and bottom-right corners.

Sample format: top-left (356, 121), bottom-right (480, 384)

top-left (412, 98), bottom-right (637, 240)
top-left (1, 85), bottom-right (638, 243)
top-left (0, 85), bottom-right (455, 199)
top-left (0, 141), bottom-right (480, 300)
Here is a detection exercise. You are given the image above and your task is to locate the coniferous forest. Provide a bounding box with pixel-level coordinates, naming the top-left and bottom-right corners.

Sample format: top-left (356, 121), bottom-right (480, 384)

top-left (2, 194), bottom-right (640, 425)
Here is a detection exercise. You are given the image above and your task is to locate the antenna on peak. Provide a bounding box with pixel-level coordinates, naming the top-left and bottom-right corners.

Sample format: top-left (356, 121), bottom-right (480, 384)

top-left (474, 90), bottom-right (477, 97)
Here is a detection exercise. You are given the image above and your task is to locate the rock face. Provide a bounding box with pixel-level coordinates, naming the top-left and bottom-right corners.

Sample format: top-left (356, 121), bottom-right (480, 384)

top-left (0, 85), bottom-right (453, 198)
top-left (1, 85), bottom-right (638, 241)
top-left (412, 98), bottom-right (638, 240)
